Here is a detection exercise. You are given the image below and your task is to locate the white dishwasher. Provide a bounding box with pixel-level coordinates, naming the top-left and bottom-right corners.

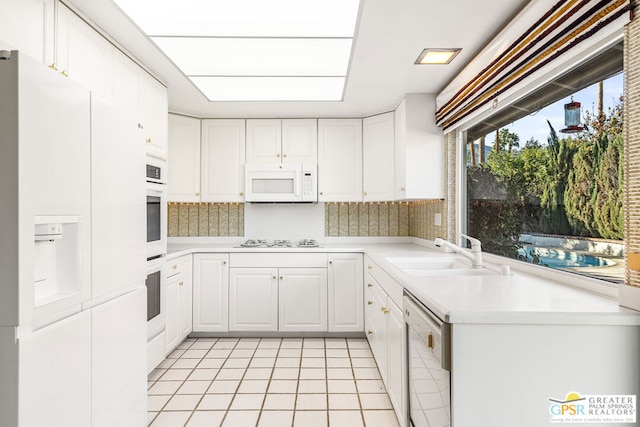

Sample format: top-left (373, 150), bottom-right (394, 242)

top-left (404, 293), bottom-right (452, 427)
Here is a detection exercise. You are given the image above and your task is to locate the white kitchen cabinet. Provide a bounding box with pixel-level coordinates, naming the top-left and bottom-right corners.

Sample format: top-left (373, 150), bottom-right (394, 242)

top-left (282, 119), bottom-right (318, 163)
top-left (201, 119), bottom-right (246, 202)
top-left (328, 253), bottom-right (364, 332)
top-left (90, 94), bottom-right (146, 300)
top-left (164, 255), bottom-right (193, 353)
top-left (365, 258), bottom-right (406, 426)
top-left (363, 112), bottom-right (396, 201)
top-left (246, 119), bottom-right (317, 164)
top-left (56, 4), bottom-right (112, 99)
top-left (246, 119), bottom-right (282, 163)
top-left (0, 0), bottom-right (50, 63)
top-left (229, 268), bottom-right (279, 332)
top-left (91, 288), bottom-right (147, 427)
top-left (168, 114), bottom-right (201, 202)
top-left (279, 268), bottom-right (328, 332)
top-left (394, 94), bottom-right (445, 200)
top-left (111, 49), bottom-right (144, 123)
top-left (17, 310), bottom-right (92, 427)
top-left (318, 118), bottom-right (363, 201)
top-left (193, 254), bottom-right (229, 332)
top-left (141, 76), bottom-right (168, 159)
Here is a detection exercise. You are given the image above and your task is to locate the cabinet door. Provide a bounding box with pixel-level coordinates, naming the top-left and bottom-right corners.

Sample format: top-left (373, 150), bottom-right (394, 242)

top-left (279, 268), bottom-right (327, 332)
top-left (328, 253), bottom-right (364, 332)
top-left (201, 119), bottom-right (246, 202)
top-left (164, 273), bottom-right (181, 353)
top-left (386, 300), bottom-right (406, 426)
top-left (179, 257), bottom-right (193, 339)
top-left (282, 119), bottom-right (317, 163)
top-left (142, 76), bottom-right (168, 159)
top-left (168, 114), bottom-right (201, 202)
top-left (229, 268), bottom-right (278, 331)
top-left (56, 4), bottom-right (112, 98)
top-left (318, 119), bottom-right (363, 202)
top-left (92, 289), bottom-right (147, 427)
top-left (363, 112), bottom-right (395, 201)
top-left (193, 254), bottom-right (229, 332)
top-left (19, 310), bottom-right (92, 427)
top-left (246, 119), bottom-right (282, 163)
top-left (111, 50), bottom-right (144, 123)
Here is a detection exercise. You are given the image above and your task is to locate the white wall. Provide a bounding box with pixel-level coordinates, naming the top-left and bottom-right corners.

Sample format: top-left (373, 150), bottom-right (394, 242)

top-left (244, 203), bottom-right (325, 241)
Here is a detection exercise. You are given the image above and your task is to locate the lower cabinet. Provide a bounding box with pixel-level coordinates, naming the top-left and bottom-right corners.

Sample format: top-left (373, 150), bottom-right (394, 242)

top-left (328, 253), bottom-right (364, 332)
top-left (279, 268), bottom-right (328, 332)
top-left (229, 268), bottom-right (279, 331)
top-left (164, 255), bottom-right (193, 353)
top-left (193, 254), bottom-right (229, 332)
top-left (365, 259), bottom-right (406, 427)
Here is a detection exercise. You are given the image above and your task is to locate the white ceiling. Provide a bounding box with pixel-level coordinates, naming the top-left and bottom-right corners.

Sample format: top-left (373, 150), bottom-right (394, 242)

top-left (65, 0), bottom-right (531, 118)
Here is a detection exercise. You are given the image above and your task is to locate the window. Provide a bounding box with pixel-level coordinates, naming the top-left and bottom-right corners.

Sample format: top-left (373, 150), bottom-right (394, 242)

top-left (463, 49), bottom-right (624, 284)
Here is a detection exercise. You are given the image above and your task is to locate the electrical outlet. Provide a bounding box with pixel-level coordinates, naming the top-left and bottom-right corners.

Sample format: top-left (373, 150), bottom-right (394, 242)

top-left (434, 213), bottom-right (442, 226)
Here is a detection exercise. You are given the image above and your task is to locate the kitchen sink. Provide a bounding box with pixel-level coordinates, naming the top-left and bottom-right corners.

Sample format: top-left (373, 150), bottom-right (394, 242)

top-left (385, 256), bottom-right (469, 270)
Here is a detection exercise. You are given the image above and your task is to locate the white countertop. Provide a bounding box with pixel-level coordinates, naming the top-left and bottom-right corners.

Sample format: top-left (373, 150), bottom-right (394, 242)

top-left (166, 239), bottom-right (640, 326)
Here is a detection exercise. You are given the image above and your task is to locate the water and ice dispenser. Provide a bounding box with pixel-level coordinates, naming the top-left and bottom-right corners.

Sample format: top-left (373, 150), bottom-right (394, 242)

top-left (33, 216), bottom-right (82, 307)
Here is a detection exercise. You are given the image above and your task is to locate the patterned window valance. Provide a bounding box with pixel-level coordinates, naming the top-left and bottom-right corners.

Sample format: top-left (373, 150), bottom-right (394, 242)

top-left (435, 0), bottom-right (632, 131)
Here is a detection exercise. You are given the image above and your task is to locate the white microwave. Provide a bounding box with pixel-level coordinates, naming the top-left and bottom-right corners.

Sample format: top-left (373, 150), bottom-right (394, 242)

top-left (244, 163), bottom-right (317, 203)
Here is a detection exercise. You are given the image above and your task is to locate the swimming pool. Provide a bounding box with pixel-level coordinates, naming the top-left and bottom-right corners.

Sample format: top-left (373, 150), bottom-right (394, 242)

top-left (518, 245), bottom-right (615, 268)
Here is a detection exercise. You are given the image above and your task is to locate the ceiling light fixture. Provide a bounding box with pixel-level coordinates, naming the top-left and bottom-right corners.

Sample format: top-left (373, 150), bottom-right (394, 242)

top-left (112, 0), bottom-right (361, 102)
top-left (415, 48), bottom-right (461, 65)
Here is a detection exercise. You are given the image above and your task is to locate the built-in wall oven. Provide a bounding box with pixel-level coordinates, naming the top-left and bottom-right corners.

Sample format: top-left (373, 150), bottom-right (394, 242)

top-left (146, 257), bottom-right (164, 339)
top-left (404, 292), bottom-right (452, 427)
top-left (146, 157), bottom-right (167, 260)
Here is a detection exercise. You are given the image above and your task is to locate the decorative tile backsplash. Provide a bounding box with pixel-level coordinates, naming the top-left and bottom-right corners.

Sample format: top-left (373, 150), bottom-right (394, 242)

top-left (168, 200), bottom-right (446, 240)
top-left (168, 203), bottom-right (244, 237)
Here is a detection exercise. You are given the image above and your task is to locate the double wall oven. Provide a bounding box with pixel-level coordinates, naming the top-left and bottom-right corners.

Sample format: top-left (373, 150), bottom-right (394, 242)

top-left (145, 157), bottom-right (167, 340)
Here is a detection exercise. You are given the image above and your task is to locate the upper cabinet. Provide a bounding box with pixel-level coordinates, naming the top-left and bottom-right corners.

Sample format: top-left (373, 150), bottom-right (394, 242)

top-left (246, 119), bottom-right (317, 164)
top-left (201, 119), bottom-right (246, 202)
top-left (56, 4), bottom-right (112, 99)
top-left (168, 114), bottom-right (201, 202)
top-left (318, 119), bottom-right (363, 202)
top-left (140, 77), bottom-right (168, 159)
top-left (395, 94), bottom-right (445, 200)
top-left (0, 0), bottom-right (51, 63)
top-left (363, 112), bottom-right (395, 201)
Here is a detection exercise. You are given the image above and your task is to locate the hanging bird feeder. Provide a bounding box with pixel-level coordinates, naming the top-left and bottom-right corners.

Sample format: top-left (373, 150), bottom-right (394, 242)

top-left (560, 96), bottom-right (585, 133)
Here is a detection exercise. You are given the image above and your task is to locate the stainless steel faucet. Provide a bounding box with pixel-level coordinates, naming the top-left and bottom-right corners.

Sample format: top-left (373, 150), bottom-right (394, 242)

top-left (434, 234), bottom-right (483, 268)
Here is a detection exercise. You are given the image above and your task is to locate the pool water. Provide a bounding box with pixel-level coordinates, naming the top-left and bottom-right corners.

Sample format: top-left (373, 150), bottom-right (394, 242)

top-left (518, 246), bottom-right (615, 268)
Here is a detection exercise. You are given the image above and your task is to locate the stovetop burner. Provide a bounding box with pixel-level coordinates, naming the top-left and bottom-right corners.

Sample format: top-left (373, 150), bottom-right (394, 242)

top-left (239, 239), bottom-right (319, 248)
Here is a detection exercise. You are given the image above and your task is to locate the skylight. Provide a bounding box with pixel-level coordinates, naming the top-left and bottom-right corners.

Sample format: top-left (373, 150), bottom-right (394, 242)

top-left (112, 0), bottom-right (361, 102)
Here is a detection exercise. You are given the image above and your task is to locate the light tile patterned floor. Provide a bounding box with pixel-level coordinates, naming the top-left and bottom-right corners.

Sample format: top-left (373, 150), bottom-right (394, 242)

top-left (148, 337), bottom-right (401, 427)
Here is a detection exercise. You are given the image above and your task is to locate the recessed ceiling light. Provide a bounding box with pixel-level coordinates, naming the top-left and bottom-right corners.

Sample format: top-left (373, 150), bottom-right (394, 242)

top-left (112, 0), bottom-right (361, 102)
top-left (415, 48), bottom-right (461, 65)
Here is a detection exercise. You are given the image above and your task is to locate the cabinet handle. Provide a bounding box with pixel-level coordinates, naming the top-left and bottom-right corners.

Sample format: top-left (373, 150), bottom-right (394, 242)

top-left (195, 192), bottom-right (200, 197)
top-left (272, 276), bottom-right (276, 279)
top-left (367, 330), bottom-right (373, 335)
top-left (382, 308), bottom-right (389, 315)
top-left (240, 192), bottom-right (244, 196)
top-left (279, 276), bottom-right (283, 280)
top-left (367, 283), bottom-right (372, 288)
top-left (276, 154), bottom-right (280, 157)
top-left (427, 333), bottom-right (434, 349)
top-left (400, 187), bottom-right (406, 192)
top-left (363, 191), bottom-right (368, 196)
top-left (283, 154), bottom-right (287, 158)
top-left (380, 306), bottom-right (386, 312)
top-left (223, 261), bottom-right (227, 265)
top-left (329, 261), bottom-right (333, 265)
top-left (61, 70), bottom-right (69, 77)
top-left (367, 301), bottom-right (373, 305)
top-left (49, 63), bottom-right (58, 71)
top-left (320, 192), bottom-right (323, 196)
top-left (179, 281), bottom-right (184, 286)
top-left (367, 265), bottom-right (373, 270)
top-left (146, 138), bottom-right (152, 144)
top-left (172, 264), bottom-right (177, 269)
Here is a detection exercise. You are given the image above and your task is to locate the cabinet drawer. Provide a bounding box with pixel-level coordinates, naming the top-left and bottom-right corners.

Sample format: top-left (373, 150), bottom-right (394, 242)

top-left (165, 255), bottom-right (191, 279)
top-left (230, 252), bottom-right (327, 268)
top-left (365, 256), bottom-right (403, 307)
